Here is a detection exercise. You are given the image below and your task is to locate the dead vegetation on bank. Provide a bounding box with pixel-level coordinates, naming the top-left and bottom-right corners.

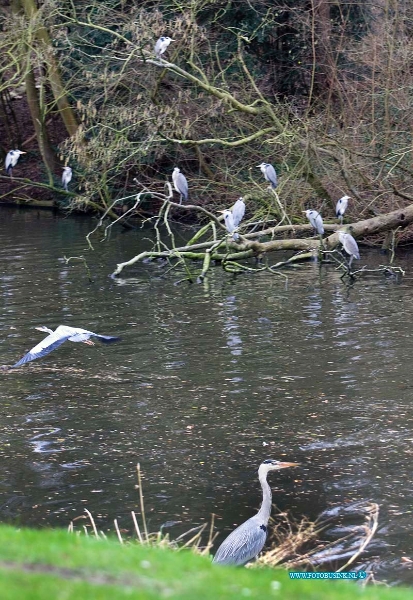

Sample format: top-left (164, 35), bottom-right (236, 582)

top-left (3, 1), bottom-right (413, 251)
top-left (68, 464), bottom-right (379, 580)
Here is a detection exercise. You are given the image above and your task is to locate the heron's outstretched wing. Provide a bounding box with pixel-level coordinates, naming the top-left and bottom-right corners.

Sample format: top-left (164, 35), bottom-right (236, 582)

top-left (12, 331), bottom-right (72, 367)
top-left (213, 516), bottom-right (267, 566)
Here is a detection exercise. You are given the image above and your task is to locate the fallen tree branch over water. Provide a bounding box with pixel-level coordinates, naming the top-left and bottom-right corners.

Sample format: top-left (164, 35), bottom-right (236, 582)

top-left (107, 188), bottom-right (413, 281)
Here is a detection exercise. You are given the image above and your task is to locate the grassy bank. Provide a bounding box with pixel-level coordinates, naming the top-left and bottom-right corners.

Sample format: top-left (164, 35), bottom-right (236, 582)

top-left (0, 525), bottom-right (408, 599)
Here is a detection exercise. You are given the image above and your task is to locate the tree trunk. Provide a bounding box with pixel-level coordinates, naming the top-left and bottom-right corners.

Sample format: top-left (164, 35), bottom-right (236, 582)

top-left (21, 0), bottom-right (79, 137)
top-left (11, 0), bottom-right (58, 184)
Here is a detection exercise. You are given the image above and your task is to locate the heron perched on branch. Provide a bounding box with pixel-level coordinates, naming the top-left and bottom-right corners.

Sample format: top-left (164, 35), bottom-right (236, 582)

top-left (257, 163), bottom-right (277, 189)
top-left (62, 166), bottom-right (72, 191)
top-left (12, 325), bottom-right (121, 368)
top-left (338, 231), bottom-right (360, 268)
top-left (5, 149), bottom-right (26, 177)
top-left (172, 167), bottom-right (188, 203)
top-left (232, 198), bottom-right (245, 228)
top-left (213, 459), bottom-right (299, 566)
top-left (154, 36), bottom-right (174, 59)
top-left (336, 195), bottom-right (350, 224)
top-left (305, 209), bottom-right (324, 235)
top-left (221, 209), bottom-right (239, 241)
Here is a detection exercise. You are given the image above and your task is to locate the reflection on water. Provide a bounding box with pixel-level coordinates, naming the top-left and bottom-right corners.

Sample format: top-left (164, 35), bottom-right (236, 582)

top-left (1, 206), bottom-right (413, 584)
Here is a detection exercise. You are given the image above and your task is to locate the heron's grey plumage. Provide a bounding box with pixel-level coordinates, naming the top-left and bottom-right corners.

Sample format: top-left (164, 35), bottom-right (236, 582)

top-left (62, 166), bottom-right (72, 191)
top-left (305, 209), bottom-right (324, 235)
top-left (213, 459), bottom-right (299, 566)
top-left (232, 198), bottom-right (245, 228)
top-left (336, 195), bottom-right (350, 224)
top-left (154, 36), bottom-right (174, 58)
top-left (338, 231), bottom-right (360, 267)
top-left (222, 209), bottom-right (239, 241)
top-left (172, 167), bottom-right (188, 203)
top-left (257, 163), bottom-right (277, 189)
top-left (5, 149), bottom-right (26, 176)
top-left (12, 325), bottom-right (120, 367)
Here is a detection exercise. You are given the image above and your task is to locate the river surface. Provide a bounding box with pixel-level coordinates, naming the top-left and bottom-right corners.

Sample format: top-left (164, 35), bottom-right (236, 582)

top-left (1, 206), bottom-right (413, 584)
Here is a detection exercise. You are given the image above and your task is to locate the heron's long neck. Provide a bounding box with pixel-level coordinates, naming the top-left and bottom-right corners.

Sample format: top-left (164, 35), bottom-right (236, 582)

top-left (257, 470), bottom-right (272, 522)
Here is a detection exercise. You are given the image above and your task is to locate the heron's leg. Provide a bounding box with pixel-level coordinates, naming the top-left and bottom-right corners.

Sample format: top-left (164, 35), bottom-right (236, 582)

top-left (349, 255), bottom-right (354, 269)
top-left (83, 340), bottom-right (95, 346)
top-left (179, 195), bottom-right (183, 205)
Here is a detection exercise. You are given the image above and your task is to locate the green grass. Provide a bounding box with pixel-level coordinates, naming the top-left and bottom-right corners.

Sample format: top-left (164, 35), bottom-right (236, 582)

top-left (0, 525), bottom-right (407, 599)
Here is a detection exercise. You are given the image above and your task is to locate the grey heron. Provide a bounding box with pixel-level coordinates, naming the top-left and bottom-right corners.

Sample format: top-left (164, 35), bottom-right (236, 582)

top-left (5, 149), bottom-right (26, 176)
top-left (304, 210), bottom-right (324, 235)
top-left (304, 209), bottom-right (324, 235)
top-left (62, 166), bottom-right (72, 191)
top-left (220, 209), bottom-right (239, 241)
top-left (172, 167), bottom-right (188, 203)
top-left (336, 195), bottom-right (350, 224)
top-left (338, 231), bottom-right (360, 268)
top-left (12, 325), bottom-right (121, 368)
top-left (257, 163), bottom-right (277, 189)
top-left (232, 198), bottom-right (245, 228)
top-left (213, 459), bottom-right (299, 566)
top-left (154, 36), bottom-right (174, 59)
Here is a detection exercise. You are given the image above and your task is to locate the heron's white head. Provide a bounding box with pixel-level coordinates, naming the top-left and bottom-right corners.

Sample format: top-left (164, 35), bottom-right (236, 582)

top-left (304, 209), bottom-right (316, 218)
top-left (173, 167), bottom-right (180, 174)
top-left (62, 166), bottom-right (71, 171)
top-left (35, 325), bottom-right (54, 334)
top-left (259, 459), bottom-right (299, 475)
top-left (12, 150), bottom-right (26, 156)
top-left (339, 195), bottom-right (351, 202)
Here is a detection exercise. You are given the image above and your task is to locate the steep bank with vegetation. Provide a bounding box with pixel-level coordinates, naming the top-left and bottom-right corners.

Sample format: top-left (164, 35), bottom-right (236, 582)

top-left (0, 525), bottom-right (408, 599)
top-left (2, 1), bottom-right (413, 245)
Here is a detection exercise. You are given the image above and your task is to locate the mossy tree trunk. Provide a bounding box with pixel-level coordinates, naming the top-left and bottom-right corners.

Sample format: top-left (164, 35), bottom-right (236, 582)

top-left (20, 0), bottom-right (79, 138)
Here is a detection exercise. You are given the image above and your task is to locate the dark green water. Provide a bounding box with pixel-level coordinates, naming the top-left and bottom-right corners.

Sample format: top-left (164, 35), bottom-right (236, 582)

top-left (1, 206), bottom-right (412, 584)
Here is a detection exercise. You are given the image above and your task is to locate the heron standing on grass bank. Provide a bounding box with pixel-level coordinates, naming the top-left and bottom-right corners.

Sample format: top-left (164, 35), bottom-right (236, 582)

top-left (172, 167), bottom-right (188, 203)
top-left (154, 37), bottom-right (174, 59)
top-left (213, 459), bottom-right (299, 566)
top-left (338, 231), bottom-right (360, 268)
top-left (5, 149), bottom-right (26, 177)
top-left (12, 325), bottom-right (121, 368)
top-left (62, 166), bottom-right (72, 191)
top-left (336, 195), bottom-right (350, 224)
top-left (305, 209), bottom-right (324, 235)
top-left (257, 163), bottom-right (278, 189)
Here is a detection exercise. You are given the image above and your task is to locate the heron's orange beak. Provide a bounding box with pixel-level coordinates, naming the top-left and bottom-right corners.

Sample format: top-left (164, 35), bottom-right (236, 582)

top-left (277, 462), bottom-right (300, 469)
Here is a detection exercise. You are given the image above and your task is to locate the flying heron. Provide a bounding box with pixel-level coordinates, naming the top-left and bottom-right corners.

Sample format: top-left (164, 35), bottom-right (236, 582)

top-left (213, 459), bottom-right (299, 566)
top-left (12, 325), bottom-right (121, 368)
top-left (5, 149), bottom-right (26, 177)
top-left (154, 36), bottom-right (174, 59)
top-left (336, 195), bottom-right (350, 224)
top-left (338, 231), bottom-right (360, 268)
top-left (257, 163), bottom-right (277, 189)
top-left (304, 209), bottom-right (324, 235)
top-left (62, 166), bottom-right (72, 191)
top-left (232, 198), bottom-right (245, 228)
top-left (172, 167), bottom-right (188, 204)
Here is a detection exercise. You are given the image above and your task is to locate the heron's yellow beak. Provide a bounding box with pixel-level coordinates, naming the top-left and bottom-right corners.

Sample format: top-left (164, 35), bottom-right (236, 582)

top-left (277, 462), bottom-right (300, 469)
